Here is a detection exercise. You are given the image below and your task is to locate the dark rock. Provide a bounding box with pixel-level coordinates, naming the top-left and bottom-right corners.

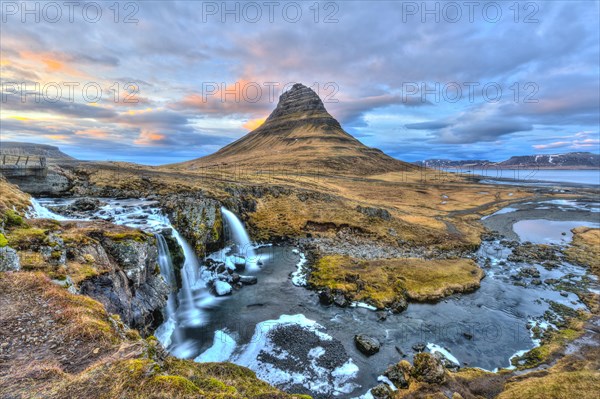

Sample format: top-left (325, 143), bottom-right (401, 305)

top-left (463, 332), bottom-right (473, 340)
top-left (71, 197), bottom-right (103, 212)
top-left (318, 289), bottom-right (334, 305)
top-left (412, 343), bottom-right (426, 353)
top-left (239, 275), bottom-right (258, 285)
top-left (231, 273), bottom-right (241, 283)
top-left (356, 205), bottom-right (391, 221)
top-left (531, 278), bottom-right (542, 285)
top-left (412, 353), bottom-right (445, 383)
top-left (354, 334), bottom-right (380, 356)
top-left (371, 383), bottom-right (393, 399)
top-left (432, 350), bottom-right (460, 372)
top-left (390, 296), bottom-right (408, 313)
top-left (384, 363), bottom-right (409, 389)
top-left (333, 292), bottom-right (349, 308)
top-left (520, 267), bottom-right (540, 278)
top-left (79, 236), bottom-right (169, 336)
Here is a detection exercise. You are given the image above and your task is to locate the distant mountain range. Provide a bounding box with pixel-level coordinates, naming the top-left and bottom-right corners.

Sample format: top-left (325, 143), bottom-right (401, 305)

top-left (416, 152), bottom-right (599, 169)
top-left (0, 141), bottom-right (75, 160)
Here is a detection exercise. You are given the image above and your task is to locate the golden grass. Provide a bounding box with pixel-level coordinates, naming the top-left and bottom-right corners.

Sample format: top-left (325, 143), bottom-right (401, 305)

top-left (309, 255), bottom-right (484, 307)
top-left (0, 177), bottom-right (31, 216)
top-left (498, 370), bottom-right (600, 399)
top-left (565, 227), bottom-right (600, 277)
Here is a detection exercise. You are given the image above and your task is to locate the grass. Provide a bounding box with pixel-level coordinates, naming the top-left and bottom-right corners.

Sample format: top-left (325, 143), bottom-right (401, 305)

top-left (564, 227), bottom-right (600, 277)
top-left (0, 178), bottom-right (31, 216)
top-left (0, 272), bottom-right (303, 399)
top-left (498, 370), bottom-right (600, 399)
top-left (309, 255), bottom-right (484, 308)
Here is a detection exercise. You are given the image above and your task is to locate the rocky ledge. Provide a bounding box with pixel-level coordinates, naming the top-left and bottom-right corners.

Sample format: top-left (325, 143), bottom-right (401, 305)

top-left (1, 211), bottom-right (169, 335)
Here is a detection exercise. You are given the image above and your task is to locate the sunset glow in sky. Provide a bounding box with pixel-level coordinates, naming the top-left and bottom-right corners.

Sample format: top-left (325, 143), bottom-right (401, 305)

top-left (1, 1), bottom-right (599, 164)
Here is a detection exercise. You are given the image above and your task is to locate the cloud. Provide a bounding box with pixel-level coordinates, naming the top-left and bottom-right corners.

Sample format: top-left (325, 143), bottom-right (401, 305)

top-left (405, 121), bottom-right (451, 130)
top-left (0, 0), bottom-right (598, 163)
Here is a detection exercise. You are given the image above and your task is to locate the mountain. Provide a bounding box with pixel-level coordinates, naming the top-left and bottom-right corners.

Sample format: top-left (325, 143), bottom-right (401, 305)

top-left (174, 83), bottom-right (414, 175)
top-left (498, 152), bottom-right (599, 168)
top-left (415, 159), bottom-right (492, 168)
top-left (0, 141), bottom-right (75, 160)
top-left (418, 152), bottom-right (599, 169)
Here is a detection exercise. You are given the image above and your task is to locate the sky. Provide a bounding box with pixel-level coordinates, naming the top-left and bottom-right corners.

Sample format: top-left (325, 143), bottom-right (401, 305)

top-left (1, 0), bottom-right (599, 165)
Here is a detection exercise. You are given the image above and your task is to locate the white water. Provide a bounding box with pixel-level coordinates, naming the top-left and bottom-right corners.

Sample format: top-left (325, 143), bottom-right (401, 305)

top-left (27, 198), bottom-right (69, 220)
top-left (220, 207), bottom-right (257, 268)
top-left (154, 234), bottom-right (182, 348)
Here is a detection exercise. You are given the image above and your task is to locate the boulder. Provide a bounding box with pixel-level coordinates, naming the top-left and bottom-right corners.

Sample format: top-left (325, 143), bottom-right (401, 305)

top-left (384, 362), bottom-right (409, 389)
top-left (390, 296), bottom-right (408, 313)
top-left (71, 197), bottom-right (103, 212)
top-left (412, 343), bottom-right (426, 353)
top-left (214, 281), bottom-right (232, 296)
top-left (333, 292), bottom-right (349, 307)
top-left (355, 334), bottom-right (380, 356)
top-left (239, 275), bottom-right (257, 285)
top-left (356, 205), bottom-right (391, 221)
top-left (371, 383), bottom-right (393, 399)
top-left (0, 247), bottom-right (20, 271)
top-left (319, 288), bottom-right (334, 305)
top-left (412, 353), bottom-right (445, 383)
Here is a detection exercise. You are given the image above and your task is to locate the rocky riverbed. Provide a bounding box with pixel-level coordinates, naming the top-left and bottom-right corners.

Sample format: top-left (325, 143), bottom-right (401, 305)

top-left (6, 192), bottom-right (599, 398)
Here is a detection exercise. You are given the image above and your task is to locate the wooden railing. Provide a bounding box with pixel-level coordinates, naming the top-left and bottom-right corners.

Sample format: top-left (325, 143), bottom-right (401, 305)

top-left (0, 154), bottom-right (47, 177)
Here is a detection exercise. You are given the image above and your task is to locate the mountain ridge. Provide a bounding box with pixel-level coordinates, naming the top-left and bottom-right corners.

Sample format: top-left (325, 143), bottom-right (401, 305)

top-left (170, 83), bottom-right (414, 175)
top-left (416, 152), bottom-right (599, 169)
top-left (0, 141), bottom-right (76, 160)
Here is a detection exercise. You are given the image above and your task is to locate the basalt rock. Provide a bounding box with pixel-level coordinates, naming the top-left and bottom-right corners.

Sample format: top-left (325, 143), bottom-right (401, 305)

top-left (0, 247), bottom-right (20, 271)
top-left (356, 205), bottom-right (391, 221)
top-left (355, 334), bottom-right (380, 356)
top-left (79, 234), bottom-right (169, 336)
top-left (412, 353), bottom-right (446, 383)
top-left (384, 362), bottom-right (410, 389)
top-left (371, 384), bottom-right (393, 399)
top-left (160, 193), bottom-right (223, 258)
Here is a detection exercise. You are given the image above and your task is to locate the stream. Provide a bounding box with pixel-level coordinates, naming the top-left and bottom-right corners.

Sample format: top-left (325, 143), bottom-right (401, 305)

top-left (29, 196), bottom-right (599, 398)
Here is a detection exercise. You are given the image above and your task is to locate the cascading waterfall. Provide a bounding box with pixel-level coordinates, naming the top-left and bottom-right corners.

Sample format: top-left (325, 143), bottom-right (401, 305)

top-left (154, 234), bottom-right (182, 348)
top-left (220, 207), bottom-right (257, 268)
top-left (27, 198), bottom-right (69, 220)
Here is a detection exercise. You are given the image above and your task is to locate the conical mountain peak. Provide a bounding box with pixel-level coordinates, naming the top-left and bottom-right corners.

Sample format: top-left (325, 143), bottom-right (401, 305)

top-left (177, 82), bottom-right (413, 175)
top-left (266, 84), bottom-right (328, 121)
top-left (255, 83), bottom-right (341, 134)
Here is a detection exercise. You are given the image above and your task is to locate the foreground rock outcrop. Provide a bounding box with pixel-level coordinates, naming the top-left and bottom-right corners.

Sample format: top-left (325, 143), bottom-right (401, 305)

top-left (3, 215), bottom-right (169, 335)
top-left (0, 272), bottom-right (300, 399)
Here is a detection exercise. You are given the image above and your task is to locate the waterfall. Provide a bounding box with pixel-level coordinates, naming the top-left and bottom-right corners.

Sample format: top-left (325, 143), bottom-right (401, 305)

top-left (220, 207), bottom-right (257, 267)
top-left (154, 234), bottom-right (182, 348)
top-left (27, 198), bottom-right (68, 220)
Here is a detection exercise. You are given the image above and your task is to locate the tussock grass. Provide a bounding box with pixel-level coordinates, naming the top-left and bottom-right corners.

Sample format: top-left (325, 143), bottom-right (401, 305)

top-left (309, 255), bottom-right (484, 308)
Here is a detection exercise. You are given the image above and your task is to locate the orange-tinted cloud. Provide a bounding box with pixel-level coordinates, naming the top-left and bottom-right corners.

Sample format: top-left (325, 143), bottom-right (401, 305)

top-left (134, 130), bottom-right (166, 145)
top-left (75, 129), bottom-right (109, 138)
top-left (19, 51), bottom-right (86, 77)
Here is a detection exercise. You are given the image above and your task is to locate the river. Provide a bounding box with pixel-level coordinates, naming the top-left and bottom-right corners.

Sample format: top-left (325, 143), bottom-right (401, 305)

top-left (29, 196), bottom-right (599, 398)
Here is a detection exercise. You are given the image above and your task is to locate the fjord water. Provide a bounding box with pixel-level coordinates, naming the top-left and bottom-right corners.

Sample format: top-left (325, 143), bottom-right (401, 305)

top-left (445, 168), bottom-right (600, 185)
top-left (29, 197), bottom-right (599, 398)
